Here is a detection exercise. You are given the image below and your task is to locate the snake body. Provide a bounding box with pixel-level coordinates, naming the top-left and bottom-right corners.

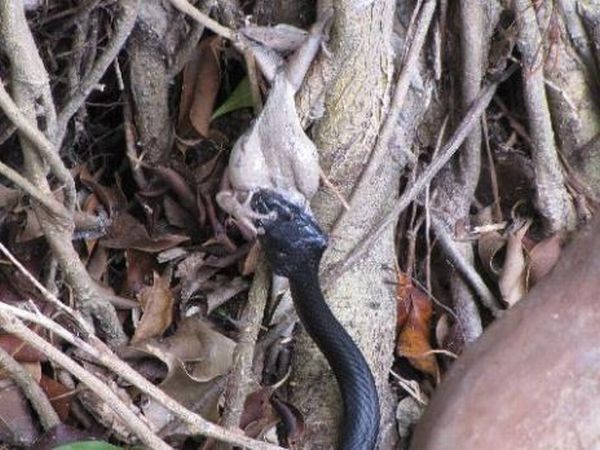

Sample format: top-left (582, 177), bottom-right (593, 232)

top-left (251, 190), bottom-right (380, 450)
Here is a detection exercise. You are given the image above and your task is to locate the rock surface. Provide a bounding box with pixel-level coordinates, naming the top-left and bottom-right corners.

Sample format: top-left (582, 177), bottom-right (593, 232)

top-left (411, 219), bottom-right (600, 450)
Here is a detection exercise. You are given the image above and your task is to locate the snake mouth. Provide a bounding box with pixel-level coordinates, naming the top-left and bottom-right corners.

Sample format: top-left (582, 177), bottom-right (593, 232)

top-left (249, 189), bottom-right (327, 275)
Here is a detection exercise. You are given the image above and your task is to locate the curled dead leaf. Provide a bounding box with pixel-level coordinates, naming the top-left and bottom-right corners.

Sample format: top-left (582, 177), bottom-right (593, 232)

top-left (178, 36), bottom-right (222, 139)
top-left (477, 230), bottom-right (507, 277)
top-left (395, 272), bottom-right (439, 380)
top-left (498, 220), bottom-right (531, 307)
top-left (527, 234), bottom-right (562, 286)
top-left (100, 213), bottom-right (189, 253)
top-left (131, 272), bottom-right (174, 343)
top-left (128, 316), bottom-right (234, 433)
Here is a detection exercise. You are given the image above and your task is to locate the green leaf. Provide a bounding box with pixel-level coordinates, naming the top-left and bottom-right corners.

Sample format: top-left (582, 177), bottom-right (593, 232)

top-left (53, 441), bottom-right (123, 450)
top-left (211, 77), bottom-right (254, 120)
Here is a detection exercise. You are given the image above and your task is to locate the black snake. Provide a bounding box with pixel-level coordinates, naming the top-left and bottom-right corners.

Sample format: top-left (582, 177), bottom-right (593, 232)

top-left (251, 189), bottom-right (380, 450)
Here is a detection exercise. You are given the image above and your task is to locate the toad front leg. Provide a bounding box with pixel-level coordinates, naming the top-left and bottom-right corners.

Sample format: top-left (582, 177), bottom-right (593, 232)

top-left (216, 189), bottom-right (275, 239)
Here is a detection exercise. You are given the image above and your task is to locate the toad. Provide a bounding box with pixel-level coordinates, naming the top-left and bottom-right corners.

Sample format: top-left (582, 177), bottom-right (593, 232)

top-left (216, 15), bottom-right (330, 236)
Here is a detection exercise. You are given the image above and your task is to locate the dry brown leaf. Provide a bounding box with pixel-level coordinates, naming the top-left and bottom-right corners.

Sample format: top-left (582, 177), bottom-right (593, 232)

top-left (498, 220), bottom-right (531, 307)
top-left (131, 316), bottom-right (234, 433)
top-left (242, 241), bottom-right (261, 275)
top-left (129, 315), bottom-right (235, 381)
top-left (395, 272), bottom-right (439, 380)
top-left (149, 165), bottom-right (197, 212)
top-left (271, 396), bottom-right (304, 448)
top-left (131, 272), bottom-right (174, 343)
top-left (0, 378), bottom-right (40, 445)
top-left (123, 249), bottom-right (155, 297)
top-left (79, 167), bottom-right (127, 215)
top-left (39, 375), bottom-right (73, 422)
top-left (528, 234), bottom-right (562, 285)
top-left (178, 36), bottom-right (222, 139)
top-left (175, 252), bottom-right (221, 301)
top-left (240, 388), bottom-right (276, 431)
top-left (477, 230), bottom-right (507, 277)
top-left (163, 195), bottom-right (195, 230)
top-left (100, 212), bottom-right (189, 253)
top-left (0, 334), bottom-right (47, 362)
top-left (140, 355), bottom-right (224, 434)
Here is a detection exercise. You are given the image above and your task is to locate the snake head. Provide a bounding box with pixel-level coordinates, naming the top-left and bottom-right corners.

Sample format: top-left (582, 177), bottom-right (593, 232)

top-left (250, 189), bottom-right (327, 277)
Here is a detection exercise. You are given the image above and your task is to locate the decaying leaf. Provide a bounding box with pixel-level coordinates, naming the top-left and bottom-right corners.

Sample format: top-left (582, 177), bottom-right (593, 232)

top-left (498, 220), bottom-right (531, 307)
top-left (395, 272), bottom-right (439, 380)
top-left (100, 213), bottom-right (189, 253)
top-left (477, 229), bottom-right (507, 276)
top-left (0, 378), bottom-right (40, 446)
top-left (475, 205), bottom-right (507, 277)
top-left (175, 251), bottom-right (217, 301)
top-left (130, 316), bottom-right (234, 433)
top-left (178, 36), bottom-right (222, 139)
top-left (79, 168), bottom-right (128, 216)
top-left (123, 249), bottom-right (155, 297)
top-left (131, 272), bottom-right (174, 343)
top-left (144, 316), bottom-right (235, 381)
top-left (0, 334), bottom-right (47, 362)
top-left (39, 375), bottom-right (73, 422)
top-left (527, 234), bottom-right (562, 285)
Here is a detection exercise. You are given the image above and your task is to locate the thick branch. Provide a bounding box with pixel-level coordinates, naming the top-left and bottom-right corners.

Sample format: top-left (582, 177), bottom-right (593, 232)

top-left (512, 0), bottom-right (573, 231)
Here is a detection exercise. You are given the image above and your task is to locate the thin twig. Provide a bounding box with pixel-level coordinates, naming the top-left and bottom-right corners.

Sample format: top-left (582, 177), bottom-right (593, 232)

top-left (168, 0), bottom-right (236, 41)
top-left (431, 216), bottom-right (502, 316)
top-left (0, 310), bottom-right (172, 450)
top-left (56, 0), bottom-right (141, 146)
top-left (217, 258), bottom-right (270, 446)
top-left (0, 242), bottom-right (93, 335)
top-left (0, 247), bottom-right (284, 450)
top-left (0, 80), bottom-right (76, 210)
top-left (0, 162), bottom-right (68, 218)
top-left (0, 345), bottom-right (61, 430)
top-left (323, 64), bottom-right (518, 288)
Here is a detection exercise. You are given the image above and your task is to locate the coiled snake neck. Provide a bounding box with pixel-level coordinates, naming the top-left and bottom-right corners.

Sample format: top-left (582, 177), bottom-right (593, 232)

top-left (251, 189), bottom-right (380, 450)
